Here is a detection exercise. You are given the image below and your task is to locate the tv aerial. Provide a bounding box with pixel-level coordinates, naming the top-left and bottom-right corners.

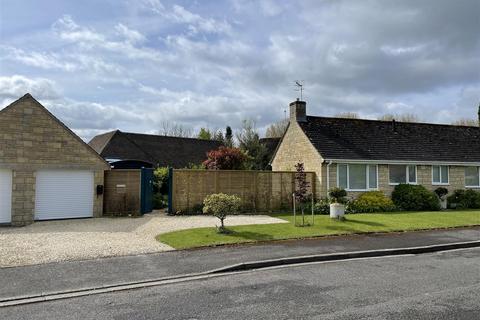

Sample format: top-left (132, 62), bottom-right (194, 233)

top-left (294, 80), bottom-right (305, 100)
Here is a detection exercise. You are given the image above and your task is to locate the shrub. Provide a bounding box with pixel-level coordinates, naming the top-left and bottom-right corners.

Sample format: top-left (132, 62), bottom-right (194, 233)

top-left (153, 167), bottom-right (169, 194)
top-left (434, 187), bottom-right (449, 200)
top-left (447, 189), bottom-right (480, 209)
top-left (391, 184), bottom-right (440, 211)
top-left (304, 198), bottom-right (330, 215)
top-left (316, 199), bottom-right (331, 214)
top-left (347, 191), bottom-right (396, 213)
top-left (203, 193), bottom-right (241, 233)
top-left (203, 147), bottom-right (249, 170)
top-left (328, 188), bottom-right (347, 204)
top-left (153, 194), bottom-right (168, 209)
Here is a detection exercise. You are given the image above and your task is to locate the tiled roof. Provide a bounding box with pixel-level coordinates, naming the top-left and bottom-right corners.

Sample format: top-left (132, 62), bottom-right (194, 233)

top-left (88, 130), bottom-right (222, 168)
top-left (299, 116), bottom-right (480, 163)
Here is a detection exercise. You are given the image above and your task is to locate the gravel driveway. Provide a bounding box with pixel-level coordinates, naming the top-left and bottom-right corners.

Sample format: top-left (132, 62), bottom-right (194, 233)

top-left (0, 212), bottom-right (286, 268)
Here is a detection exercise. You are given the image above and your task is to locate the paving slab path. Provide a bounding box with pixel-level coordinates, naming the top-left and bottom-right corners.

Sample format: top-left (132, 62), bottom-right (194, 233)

top-left (0, 212), bottom-right (286, 268)
top-left (0, 226), bottom-right (478, 300)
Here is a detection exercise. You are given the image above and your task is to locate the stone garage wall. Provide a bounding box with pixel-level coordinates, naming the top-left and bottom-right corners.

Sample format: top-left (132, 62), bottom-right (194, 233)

top-left (0, 94), bottom-right (109, 225)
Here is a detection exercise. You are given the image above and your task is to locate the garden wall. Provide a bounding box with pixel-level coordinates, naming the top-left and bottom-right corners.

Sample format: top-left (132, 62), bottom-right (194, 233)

top-left (170, 169), bottom-right (316, 214)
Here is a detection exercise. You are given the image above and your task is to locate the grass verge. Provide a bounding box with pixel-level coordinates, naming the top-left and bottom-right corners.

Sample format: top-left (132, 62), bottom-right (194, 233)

top-left (157, 211), bottom-right (480, 249)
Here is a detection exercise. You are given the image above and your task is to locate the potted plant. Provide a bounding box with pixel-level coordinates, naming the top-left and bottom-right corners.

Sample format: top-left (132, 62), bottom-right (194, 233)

top-left (329, 187), bottom-right (347, 218)
top-left (434, 187), bottom-right (449, 210)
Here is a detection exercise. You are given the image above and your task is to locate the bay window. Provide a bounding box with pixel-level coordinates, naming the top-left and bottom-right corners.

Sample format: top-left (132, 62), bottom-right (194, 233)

top-left (465, 167), bottom-right (480, 187)
top-left (389, 165), bottom-right (416, 184)
top-left (337, 164), bottom-right (377, 190)
top-left (432, 165), bottom-right (449, 185)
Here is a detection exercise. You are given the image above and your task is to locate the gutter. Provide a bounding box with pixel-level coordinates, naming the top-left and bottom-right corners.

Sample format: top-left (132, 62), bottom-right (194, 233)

top-left (323, 159), bottom-right (480, 167)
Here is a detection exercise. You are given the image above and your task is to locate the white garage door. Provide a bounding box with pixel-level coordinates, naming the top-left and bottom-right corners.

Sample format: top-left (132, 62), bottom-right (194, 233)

top-left (35, 170), bottom-right (94, 220)
top-left (0, 169), bottom-right (12, 223)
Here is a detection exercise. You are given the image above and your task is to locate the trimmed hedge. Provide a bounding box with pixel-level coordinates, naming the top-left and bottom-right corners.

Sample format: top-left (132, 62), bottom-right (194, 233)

top-left (391, 184), bottom-right (440, 211)
top-left (447, 189), bottom-right (480, 209)
top-left (347, 191), bottom-right (396, 213)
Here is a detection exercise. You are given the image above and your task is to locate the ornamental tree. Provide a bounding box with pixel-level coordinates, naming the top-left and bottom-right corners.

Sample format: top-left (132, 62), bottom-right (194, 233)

top-left (203, 146), bottom-right (249, 170)
top-left (203, 193), bottom-right (241, 233)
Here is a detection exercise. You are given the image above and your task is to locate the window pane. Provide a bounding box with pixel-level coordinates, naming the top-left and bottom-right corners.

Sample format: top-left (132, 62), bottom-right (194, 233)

top-left (465, 167), bottom-right (479, 186)
top-left (408, 165), bottom-right (416, 183)
top-left (338, 164), bottom-right (348, 189)
top-left (390, 165), bottom-right (406, 184)
top-left (432, 166), bottom-right (440, 183)
top-left (349, 164), bottom-right (367, 189)
top-left (368, 165), bottom-right (377, 189)
top-left (440, 166), bottom-right (449, 184)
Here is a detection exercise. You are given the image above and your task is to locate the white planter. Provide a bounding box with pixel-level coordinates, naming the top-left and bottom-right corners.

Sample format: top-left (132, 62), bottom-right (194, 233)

top-left (330, 203), bottom-right (345, 218)
top-left (440, 199), bottom-right (447, 210)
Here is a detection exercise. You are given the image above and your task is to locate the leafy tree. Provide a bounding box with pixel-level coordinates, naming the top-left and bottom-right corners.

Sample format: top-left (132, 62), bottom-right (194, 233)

top-left (225, 126), bottom-right (234, 147)
top-left (203, 146), bottom-right (249, 170)
top-left (236, 119), bottom-right (269, 170)
top-left (197, 128), bottom-right (212, 140)
top-left (212, 130), bottom-right (225, 143)
top-left (265, 119), bottom-right (289, 138)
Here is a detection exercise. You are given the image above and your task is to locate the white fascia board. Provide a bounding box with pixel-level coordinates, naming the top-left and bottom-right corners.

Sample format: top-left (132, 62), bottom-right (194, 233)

top-left (323, 159), bottom-right (480, 166)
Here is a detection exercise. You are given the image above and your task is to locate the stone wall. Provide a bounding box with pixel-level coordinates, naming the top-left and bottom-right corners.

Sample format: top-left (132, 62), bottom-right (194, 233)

top-left (271, 121), bottom-right (323, 199)
top-left (0, 94), bottom-right (109, 225)
top-left (327, 163), bottom-right (478, 199)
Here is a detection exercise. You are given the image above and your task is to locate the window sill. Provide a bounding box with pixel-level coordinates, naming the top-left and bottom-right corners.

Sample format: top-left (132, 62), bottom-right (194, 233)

top-left (389, 183), bottom-right (417, 186)
top-left (345, 189), bottom-right (379, 192)
top-left (432, 183), bottom-right (450, 186)
top-left (465, 185), bottom-right (480, 188)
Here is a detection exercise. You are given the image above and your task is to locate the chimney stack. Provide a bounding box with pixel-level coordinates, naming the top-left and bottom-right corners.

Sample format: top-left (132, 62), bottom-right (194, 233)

top-left (289, 99), bottom-right (307, 122)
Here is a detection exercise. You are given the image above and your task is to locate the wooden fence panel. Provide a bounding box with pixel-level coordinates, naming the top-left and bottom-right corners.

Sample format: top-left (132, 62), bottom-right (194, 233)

top-left (104, 170), bottom-right (141, 216)
top-left (171, 169), bottom-right (316, 214)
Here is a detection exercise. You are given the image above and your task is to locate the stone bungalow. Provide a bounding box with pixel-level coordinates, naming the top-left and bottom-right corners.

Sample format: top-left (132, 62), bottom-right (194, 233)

top-left (271, 100), bottom-right (480, 199)
top-left (0, 94), bottom-right (110, 226)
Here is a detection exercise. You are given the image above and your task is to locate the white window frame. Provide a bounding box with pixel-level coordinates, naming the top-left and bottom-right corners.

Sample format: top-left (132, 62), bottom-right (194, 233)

top-left (432, 165), bottom-right (449, 185)
top-left (337, 164), bottom-right (378, 191)
top-left (465, 166), bottom-right (480, 188)
top-left (388, 165), bottom-right (417, 185)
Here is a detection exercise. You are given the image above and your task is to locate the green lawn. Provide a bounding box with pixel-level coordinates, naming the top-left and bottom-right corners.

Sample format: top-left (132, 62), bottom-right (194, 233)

top-left (157, 211), bottom-right (480, 249)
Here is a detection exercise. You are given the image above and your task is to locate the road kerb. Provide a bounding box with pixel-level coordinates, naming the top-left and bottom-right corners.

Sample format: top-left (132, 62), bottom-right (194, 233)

top-left (1, 240), bottom-right (479, 307)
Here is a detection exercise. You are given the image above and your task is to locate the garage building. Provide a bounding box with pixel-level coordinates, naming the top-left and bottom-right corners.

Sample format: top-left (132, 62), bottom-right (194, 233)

top-left (0, 94), bottom-right (110, 226)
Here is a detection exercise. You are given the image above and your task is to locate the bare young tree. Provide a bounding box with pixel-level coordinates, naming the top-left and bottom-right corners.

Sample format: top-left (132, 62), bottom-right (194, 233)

top-left (265, 119), bottom-right (289, 138)
top-left (159, 121), bottom-right (193, 138)
top-left (452, 118), bottom-right (478, 126)
top-left (378, 113), bottom-right (421, 123)
top-left (335, 112), bottom-right (359, 119)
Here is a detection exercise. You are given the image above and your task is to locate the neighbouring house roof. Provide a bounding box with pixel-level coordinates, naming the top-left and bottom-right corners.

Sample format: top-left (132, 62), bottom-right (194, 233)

top-left (298, 116), bottom-right (480, 163)
top-left (89, 130), bottom-right (223, 168)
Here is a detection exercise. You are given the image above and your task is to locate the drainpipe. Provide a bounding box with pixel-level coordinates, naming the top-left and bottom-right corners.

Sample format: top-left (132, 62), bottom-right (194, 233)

top-left (326, 160), bottom-right (333, 198)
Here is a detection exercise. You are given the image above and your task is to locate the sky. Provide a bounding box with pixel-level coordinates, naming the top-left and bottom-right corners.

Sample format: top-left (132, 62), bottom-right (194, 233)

top-left (0, 0), bottom-right (479, 141)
